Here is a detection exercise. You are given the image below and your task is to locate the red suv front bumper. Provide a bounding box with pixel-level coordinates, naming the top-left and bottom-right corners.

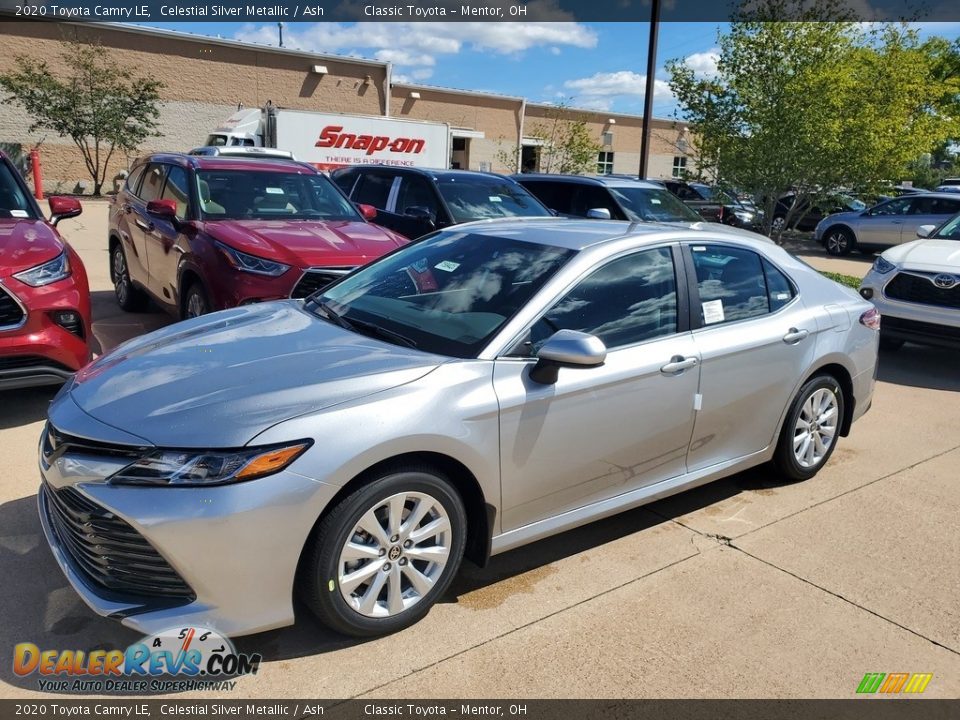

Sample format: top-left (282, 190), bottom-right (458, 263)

top-left (0, 248), bottom-right (92, 390)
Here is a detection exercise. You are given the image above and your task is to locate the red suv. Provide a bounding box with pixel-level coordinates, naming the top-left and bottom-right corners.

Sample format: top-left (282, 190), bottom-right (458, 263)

top-left (0, 152), bottom-right (90, 390)
top-left (108, 154), bottom-right (409, 318)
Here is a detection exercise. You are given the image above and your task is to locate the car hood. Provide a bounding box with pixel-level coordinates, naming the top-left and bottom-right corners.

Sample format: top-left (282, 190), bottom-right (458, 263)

top-left (62, 301), bottom-right (444, 448)
top-left (822, 210), bottom-right (862, 225)
top-left (882, 238), bottom-right (960, 273)
top-left (0, 218), bottom-right (65, 277)
top-left (200, 218), bottom-right (407, 268)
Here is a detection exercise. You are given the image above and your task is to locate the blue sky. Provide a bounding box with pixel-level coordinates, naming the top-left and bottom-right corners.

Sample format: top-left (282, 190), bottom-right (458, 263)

top-left (140, 21), bottom-right (960, 118)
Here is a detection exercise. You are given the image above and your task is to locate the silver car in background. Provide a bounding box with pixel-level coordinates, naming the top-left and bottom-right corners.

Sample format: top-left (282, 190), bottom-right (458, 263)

top-left (38, 219), bottom-right (879, 638)
top-left (815, 192), bottom-right (960, 256)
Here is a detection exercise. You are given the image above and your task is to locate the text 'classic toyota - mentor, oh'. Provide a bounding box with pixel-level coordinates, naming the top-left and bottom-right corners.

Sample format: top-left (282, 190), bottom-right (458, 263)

top-left (38, 219), bottom-right (878, 637)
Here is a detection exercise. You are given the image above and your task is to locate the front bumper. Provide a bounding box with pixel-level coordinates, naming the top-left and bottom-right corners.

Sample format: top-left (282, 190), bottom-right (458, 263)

top-left (37, 423), bottom-right (340, 637)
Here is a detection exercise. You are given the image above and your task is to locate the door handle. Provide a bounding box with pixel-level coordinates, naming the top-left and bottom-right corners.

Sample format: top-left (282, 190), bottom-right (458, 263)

top-left (135, 218), bottom-right (153, 232)
top-left (783, 328), bottom-right (809, 344)
top-left (660, 356), bottom-right (698, 374)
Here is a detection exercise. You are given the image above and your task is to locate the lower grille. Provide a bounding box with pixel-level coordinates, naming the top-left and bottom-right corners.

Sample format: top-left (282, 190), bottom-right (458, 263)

top-left (291, 267), bottom-right (354, 299)
top-left (885, 272), bottom-right (960, 309)
top-left (0, 286), bottom-right (25, 328)
top-left (883, 315), bottom-right (960, 342)
top-left (42, 484), bottom-right (194, 599)
top-left (0, 356), bottom-right (72, 372)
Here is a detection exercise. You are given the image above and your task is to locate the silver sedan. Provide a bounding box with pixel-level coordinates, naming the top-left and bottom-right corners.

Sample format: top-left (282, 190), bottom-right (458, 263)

top-left (38, 219), bottom-right (879, 638)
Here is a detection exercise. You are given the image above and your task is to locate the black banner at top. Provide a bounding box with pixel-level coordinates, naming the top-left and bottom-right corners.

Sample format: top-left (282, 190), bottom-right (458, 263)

top-left (1, 0), bottom-right (960, 23)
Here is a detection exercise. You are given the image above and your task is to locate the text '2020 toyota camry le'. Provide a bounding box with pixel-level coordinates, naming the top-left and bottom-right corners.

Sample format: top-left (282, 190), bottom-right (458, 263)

top-left (38, 219), bottom-right (879, 638)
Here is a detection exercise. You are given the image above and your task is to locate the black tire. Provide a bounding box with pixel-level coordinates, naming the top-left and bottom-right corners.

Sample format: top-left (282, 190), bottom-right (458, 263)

top-left (181, 281), bottom-right (211, 319)
top-left (773, 374), bottom-right (845, 482)
top-left (879, 335), bottom-right (904, 352)
top-left (299, 467), bottom-right (467, 637)
top-left (111, 241), bottom-right (148, 312)
top-left (823, 227), bottom-right (855, 256)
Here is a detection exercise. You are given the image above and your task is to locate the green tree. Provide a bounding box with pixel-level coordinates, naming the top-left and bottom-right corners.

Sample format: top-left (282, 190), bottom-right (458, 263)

top-left (0, 39), bottom-right (163, 195)
top-left (499, 100), bottom-right (602, 175)
top-left (667, 1), bottom-right (960, 238)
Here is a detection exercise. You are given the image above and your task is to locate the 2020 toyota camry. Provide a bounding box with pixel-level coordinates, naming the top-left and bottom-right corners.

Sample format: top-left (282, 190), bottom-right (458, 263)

top-left (38, 219), bottom-right (879, 637)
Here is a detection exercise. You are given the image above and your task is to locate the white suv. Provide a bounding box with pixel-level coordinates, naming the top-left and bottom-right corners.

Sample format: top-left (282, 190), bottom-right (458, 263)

top-left (859, 216), bottom-right (960, 350)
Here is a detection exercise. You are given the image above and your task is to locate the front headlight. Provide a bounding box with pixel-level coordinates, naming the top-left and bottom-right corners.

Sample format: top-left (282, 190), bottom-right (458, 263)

top-left (734, 211), bottom-right (754, 222)
top-left (216, 242), bottom-right (290, 277)
top-left (108, 441), bottom-right (311, 487)
top-left (872, 256), bottom-right (896, 274)
top-left (13, 251), bottom-right (71, 287)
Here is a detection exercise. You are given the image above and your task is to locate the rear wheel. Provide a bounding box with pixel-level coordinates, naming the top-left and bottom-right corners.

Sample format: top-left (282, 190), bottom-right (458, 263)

top-left (824, 227), bottom-right (855, 256)
top-left (182, 282), bottom-right (211, 319)
top-left (773, 375), bottom-right (844, 481)
top-left (299, 467), bottom-right (467, 637)
top-left (111, 242), bottom-right (148, 312)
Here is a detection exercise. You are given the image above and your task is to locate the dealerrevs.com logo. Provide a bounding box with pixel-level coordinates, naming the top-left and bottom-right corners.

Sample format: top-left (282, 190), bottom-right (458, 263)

top-left (13, 627), bottom-right (261, 693)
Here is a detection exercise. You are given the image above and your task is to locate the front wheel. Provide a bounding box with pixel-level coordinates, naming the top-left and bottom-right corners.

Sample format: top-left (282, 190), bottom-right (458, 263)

top-left (770, 216), bottom-right (786, 235)
top-left (823, 227), bottom-right (855, 256)
top-left (773, 375), bottom-right (845, 481)
top-left (182, 282), bottom-right (211, 319)
top-left (299, 468), bottom-right (467, 637)
top-left (111, 242), bottom-right (148, 312)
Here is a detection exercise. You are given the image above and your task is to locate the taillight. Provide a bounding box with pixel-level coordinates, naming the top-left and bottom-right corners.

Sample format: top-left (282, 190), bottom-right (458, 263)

top-left (859, 307), bottom-right (881, 330)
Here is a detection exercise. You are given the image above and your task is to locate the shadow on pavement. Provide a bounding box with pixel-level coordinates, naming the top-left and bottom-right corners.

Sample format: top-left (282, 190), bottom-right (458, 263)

top-left (877, 343), bottom-right (960, 392)
top-left (0, 387), bottom-right (59, 430)
top-left (89, 290), bottom-right (170, 356)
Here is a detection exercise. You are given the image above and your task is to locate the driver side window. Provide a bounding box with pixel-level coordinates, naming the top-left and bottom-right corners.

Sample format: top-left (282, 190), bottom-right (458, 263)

top-left (521, 247), bottom-right (678, 354)
top-left (870, 197), bottom-right (912, 216)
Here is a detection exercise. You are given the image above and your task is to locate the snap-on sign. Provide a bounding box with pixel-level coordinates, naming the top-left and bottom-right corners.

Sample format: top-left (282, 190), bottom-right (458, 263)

top-left (315, 125), bottom-right (427, 155)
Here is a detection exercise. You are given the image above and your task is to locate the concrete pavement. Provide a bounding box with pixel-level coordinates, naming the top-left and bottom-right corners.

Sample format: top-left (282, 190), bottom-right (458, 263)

top-left (1, 202), bottom-right (957, 699)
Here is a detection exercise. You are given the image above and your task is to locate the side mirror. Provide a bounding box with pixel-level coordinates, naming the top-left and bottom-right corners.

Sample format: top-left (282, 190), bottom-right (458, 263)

top-left (48, 196), bottom-right (82, 226)
top-left (356, 203), bottom-right (377, 221)
top-left (404, 206), bottom-right (436, 227)
top-left (916, 224), bottom-right (936, 239)
top-left (586, 208), bottom-right (612, 220)
top-left (530, 329), bottom-right (606, 385)
top-left (146, 199), bottom-right (178, 220)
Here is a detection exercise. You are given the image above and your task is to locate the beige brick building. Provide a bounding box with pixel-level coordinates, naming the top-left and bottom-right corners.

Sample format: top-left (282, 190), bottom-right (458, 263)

top-left (0, 20), bottom-right (695, 192)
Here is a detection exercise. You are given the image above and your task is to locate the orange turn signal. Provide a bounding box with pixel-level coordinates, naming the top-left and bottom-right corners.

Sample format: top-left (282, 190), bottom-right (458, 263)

top-left (235, 443), bottom-right (309, 481)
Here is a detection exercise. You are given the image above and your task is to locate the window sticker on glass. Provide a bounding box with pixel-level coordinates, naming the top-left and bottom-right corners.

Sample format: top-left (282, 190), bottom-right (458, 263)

top-left (9, 210), bottom-right (28, 217)
top-left (265, 187), bottom-right (284, 194)
top-left (692, 246), bottom-right (707, 252)
top-left (435, 260), bottom-right (460, 272)
top-left (775, 292), bottom-right (791, 301)
top-left (651, 198), bottom-right (661, 205)
top-left (489, 196), bottom-right (502, 202)
top-left (702, 299), bottom-right (725, 324)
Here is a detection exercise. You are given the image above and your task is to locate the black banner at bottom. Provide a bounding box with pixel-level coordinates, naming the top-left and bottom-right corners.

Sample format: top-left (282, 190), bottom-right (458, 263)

top-left (0, 700), bottom-right (958, 720)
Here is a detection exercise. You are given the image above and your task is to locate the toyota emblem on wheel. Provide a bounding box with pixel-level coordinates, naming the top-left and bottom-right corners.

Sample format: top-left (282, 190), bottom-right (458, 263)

top-left (933, 273), bottom-right (958, 289)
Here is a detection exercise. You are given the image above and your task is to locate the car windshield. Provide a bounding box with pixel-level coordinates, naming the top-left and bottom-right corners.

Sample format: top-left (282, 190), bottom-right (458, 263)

top-left (839, 194), bottom-right (867, 211)
top-left (436, 177), bottom-right (552, 223)
top-left (0, 161), bottom-right (37, 220)
top-left (195, 170), bottom-right (361, 221)
top-left (310, 231), bottom-right (575, 358)
top-left (610, 187), bottom-right (703, 223)
top-left (933, 214), bottom-right (960, 239)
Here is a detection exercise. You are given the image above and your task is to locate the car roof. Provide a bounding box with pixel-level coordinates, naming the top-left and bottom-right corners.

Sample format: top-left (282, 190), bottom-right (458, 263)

top-left (512, 173), bottom-right (665, 190)
top-left (335, 165), bottom-right (514, 182)
top-left (449, 217), bottom-right (769, 252)
top-left (138, 152), bottom-right (315, 173)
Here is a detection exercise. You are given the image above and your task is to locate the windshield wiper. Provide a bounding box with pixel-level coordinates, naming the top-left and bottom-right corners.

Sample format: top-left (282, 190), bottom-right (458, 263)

top-left (347, 318), bottom-right (419, 349)
top-left (306, 298), bottom-right (354, 330)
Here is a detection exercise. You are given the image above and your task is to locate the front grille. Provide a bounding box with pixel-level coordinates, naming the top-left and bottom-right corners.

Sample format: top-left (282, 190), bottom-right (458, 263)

top-left (0, 356), bottom-right (72, 372)
top-left (0, 286), bottom-right (25, 328)
top-left (291, 267), bottom-right (354, 299)
top-left (885, 272), bottom-right (960, 309)
top-left (43, 423), bottom-right (146, 463)
top-left (42, 483), bottom-right (194, 599)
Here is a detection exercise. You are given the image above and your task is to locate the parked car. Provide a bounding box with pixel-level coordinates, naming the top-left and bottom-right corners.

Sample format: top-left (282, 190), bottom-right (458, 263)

top-left (331, 166), bottom-right (552, 239)
top-left (188, 146), bottom-right (295, 160)
top-left (660, 180), bottom-right (761, 229)
top-left (859, 215), bottom-right (960, 350)
top-left (770, 192), bottom-right (866, 234)
top-left (0, 152), bottom-right (90, 390)
top-left (512, 174), bottom-right (704, 224)
top-left (934, 185), bottom-right (960, 193)
top-left (815, 192), bottom-right (960, 256)
top-left (39, 218), bottom-right (878, 638)
top-left (109, 153), bottom-right (409, 318)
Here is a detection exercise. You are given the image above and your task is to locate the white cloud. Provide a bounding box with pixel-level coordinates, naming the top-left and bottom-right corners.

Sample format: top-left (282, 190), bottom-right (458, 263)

top-left (684, 48), bottom-right (720, 79)
top-left (562, 70), bottom-right (675, 109)
top-left (233, 20), bottom-right (596, 87)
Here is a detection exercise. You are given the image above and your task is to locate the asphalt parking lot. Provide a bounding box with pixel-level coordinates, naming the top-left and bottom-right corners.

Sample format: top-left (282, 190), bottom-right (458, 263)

top-left (2, 201), bottom-right (958, 699)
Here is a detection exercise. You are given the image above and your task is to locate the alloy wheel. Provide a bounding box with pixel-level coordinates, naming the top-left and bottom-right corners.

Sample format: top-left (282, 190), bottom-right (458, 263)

top-left (771, 216), bottom-right (786, 234)
top-left (792, 388), bottom-right (839, 469)
top-left (337, 491), bottom-right (452, 618)
top-left (113, 247), bottom-right (129, 305)
top-left (186, 290), bottom-right (208, 318)
top-left (825, 231), bottom-right (849, 255)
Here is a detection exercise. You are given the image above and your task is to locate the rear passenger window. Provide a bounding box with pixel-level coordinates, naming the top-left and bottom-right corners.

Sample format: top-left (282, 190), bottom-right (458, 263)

top-left (762, 259), bottom-right (795, 312)
top-left (691, 245), bottom-right (770, 324)
top-left (353, 173), bottom-right (395, 209)
top-left (139, 164), bottom-right (167, 203)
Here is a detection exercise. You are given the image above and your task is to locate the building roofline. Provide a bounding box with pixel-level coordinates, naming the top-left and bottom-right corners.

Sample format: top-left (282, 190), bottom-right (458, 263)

top-left (526, 101), bottom-right (682, 125)
top-left (392, 82), bottom-right (525, 103)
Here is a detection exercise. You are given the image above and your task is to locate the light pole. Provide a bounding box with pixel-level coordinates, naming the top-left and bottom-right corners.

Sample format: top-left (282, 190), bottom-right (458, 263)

top-left (638, 0), bottom-right (661, 180)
